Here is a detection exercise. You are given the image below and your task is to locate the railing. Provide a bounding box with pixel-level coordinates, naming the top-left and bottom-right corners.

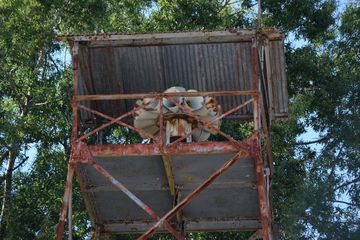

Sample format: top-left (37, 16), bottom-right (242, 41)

top-left (72, 90), bottom-right (261, 151)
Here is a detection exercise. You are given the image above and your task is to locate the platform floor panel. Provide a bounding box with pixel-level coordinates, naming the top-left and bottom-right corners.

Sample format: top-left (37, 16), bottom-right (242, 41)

top-left (76, 149), bottom-right (261, 233)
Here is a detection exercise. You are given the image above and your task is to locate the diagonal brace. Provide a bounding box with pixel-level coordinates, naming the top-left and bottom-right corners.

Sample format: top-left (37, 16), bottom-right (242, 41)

top-left (88, 158), bottom-right (184, 240)
top-left (167, 97), bottom-right (254, 147)
top-left (77, 103), bottom-right (160, 142)
top-left (166, 97), bottom-right (243, 148)
top-left (138, 150), bottom-right (249, 239)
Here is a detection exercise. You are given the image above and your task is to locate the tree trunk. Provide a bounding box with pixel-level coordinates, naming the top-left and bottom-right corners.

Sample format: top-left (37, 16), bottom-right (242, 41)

top-left (0, 150), bottom-right (16, 240)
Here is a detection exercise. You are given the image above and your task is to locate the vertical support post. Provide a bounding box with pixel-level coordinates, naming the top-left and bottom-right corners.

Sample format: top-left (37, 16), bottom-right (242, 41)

top-left (68, 186), bottom-right (73, 240)
top-left (252, 37), bottom-right (260, 131)
top-left (56, 42), bottom-right (79, 240)
top-left (56, 164), bottom-right (75, 240)
top-left (255, 153), bottom-right (272, 240)
top-left (159, 96), bottom-right (164, 149)
top-left (71, 42), bottom-right (80, 147)
top-left (252, 36), bottom-right (273, 240)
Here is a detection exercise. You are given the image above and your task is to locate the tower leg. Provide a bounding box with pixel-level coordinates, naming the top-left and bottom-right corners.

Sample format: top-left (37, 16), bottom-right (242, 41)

top-left (56, 163), bottom-right (75, 240)
top-left (255, 154), bottom-right (272, 240)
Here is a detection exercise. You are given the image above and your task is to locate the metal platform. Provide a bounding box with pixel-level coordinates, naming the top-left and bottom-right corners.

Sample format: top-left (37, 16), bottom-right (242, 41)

top-left (77, 143), bottom-right (260, 233)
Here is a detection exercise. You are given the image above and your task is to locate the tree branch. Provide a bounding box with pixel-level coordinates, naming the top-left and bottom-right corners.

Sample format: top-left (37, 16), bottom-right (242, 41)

top-left (12, 157), bottom-right (28, 172)
top-left (48, 53), bottom-right (61, 74)
top-left (328, 145), bottom-right (344, 178)
top-left (0, 151), bottom-right (9, 164)
top-left (294, 136), bottom-right (330, 146)
top-left (334, 177), bottom-right (360, 191)
top-left (217, 0), bottom-right (232, 13)
top-left (333, 200), bottom-right (359, 207)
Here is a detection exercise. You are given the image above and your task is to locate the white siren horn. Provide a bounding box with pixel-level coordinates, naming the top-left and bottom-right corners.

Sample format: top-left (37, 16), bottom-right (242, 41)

top-left (133, 99), bottom-right (160, 138)
top-left (133, 86), bottom-right (222, 142)
top-left (163, 86), bottom-right (186, 113)
top-left (192, 128), bottom-right (211, 142)
top-left (192, 96), bottom-right (222, 138)
top-left (143, 97), bottom-right (159, 111)
top-left (184, 89), bottom-right (204, 111)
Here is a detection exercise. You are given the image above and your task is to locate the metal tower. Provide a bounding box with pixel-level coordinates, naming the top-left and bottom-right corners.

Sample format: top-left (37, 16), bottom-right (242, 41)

top-left (56, 29), bottom-right (288, 240)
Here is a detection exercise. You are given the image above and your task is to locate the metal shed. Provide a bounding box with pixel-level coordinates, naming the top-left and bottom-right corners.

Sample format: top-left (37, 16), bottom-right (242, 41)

top-left (57, 28), bottom-right (288, 240)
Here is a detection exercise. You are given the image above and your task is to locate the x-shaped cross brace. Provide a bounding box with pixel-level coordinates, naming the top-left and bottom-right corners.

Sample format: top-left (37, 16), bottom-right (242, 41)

top-left (56, 142), bottom-right (185, 240)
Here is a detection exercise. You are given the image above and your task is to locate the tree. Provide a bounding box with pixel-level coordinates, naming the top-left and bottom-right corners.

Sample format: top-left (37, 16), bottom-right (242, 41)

top-left (270, 1), bottom-right (360, 239)
top-left (0, 1), bottom-right (155, 239)
top-left (0, 0), bottom-right (358, 239)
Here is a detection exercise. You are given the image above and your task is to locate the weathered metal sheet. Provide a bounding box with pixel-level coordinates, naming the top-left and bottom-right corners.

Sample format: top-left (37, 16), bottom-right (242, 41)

top-left (103, 219), bottom-right (261, 233)
top-left (269, 40), bottom-right (288, 116)
top-left (58, 29), bottom-right (282, 45)
top-left (65, 29), bottom-right (288, 126)
top-left (76, 150), bottom-right (260, 233)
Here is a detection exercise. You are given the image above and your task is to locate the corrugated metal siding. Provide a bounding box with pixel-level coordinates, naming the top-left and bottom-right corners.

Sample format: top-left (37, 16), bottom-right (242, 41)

top-left (269, 40), bottom-right (288, 116)
top-left (77, 37), bottom-right (287, 124)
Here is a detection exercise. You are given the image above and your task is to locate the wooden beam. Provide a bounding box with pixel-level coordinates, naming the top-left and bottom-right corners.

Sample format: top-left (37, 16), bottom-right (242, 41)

top-left (162, 155), bottom-right (176, 196)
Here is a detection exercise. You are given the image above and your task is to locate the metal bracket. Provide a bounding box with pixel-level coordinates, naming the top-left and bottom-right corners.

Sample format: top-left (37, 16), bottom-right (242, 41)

top-left (71, 141), bottom-right (92, 164)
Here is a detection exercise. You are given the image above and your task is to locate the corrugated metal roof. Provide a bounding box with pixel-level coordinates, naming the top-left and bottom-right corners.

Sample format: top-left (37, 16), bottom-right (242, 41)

top-left (66, 29), bottom-right (288, 125)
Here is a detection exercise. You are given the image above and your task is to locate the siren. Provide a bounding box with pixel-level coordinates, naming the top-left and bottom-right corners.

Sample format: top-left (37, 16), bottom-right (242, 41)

top-left (133, 86), bottom-right (222, 142)
top-left (133, 100), bottom-right (160, 138)
top-left (163, 86), bottom-right (186, 113)
top-left (184, 89), bottom-right (204, 111)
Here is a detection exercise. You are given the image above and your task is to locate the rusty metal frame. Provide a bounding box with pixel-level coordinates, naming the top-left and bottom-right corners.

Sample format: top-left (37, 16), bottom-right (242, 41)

top-left (56, 33), bottom-right (274, 240)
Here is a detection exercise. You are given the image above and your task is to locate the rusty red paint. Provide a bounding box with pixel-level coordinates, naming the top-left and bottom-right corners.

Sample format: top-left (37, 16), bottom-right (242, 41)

top-left (56, 31), bottom-right (278, 239)
top-left (70, 43), bottom-right (80, 150)
top-left (166, 97), bottom-right (241, 148)
top-left (87, 139), bottom-right (255, 157)
top-left (89, 143), bottom-right (161, 156)
top-left (138, 151), bottom-right (248, 239)
top-left (71, 142), bottom-right (92, 163)
top-left (56, 43), bottom-right (79, 240)
top-left (215, 98), bottom-right (255, 121)
top-left (165, 97), bottom-right (255, 147)
top-left (77, 103), bottom-right (159, 143)
top-left (88, 158), bottom-right (184, 239)
top-left (253, 141), bottom-right (272, 240)
top-left (56, 163), bottom-right (75, 240)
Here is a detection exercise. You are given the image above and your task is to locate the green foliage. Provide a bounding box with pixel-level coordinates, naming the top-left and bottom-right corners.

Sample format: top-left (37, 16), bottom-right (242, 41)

top-left (271, 2), bottom-right (360, 239)
top-left (262, 0), bottom-right (337, 41)
top-left (210, 121), bottom-right (254, 141)
top-left (0, 0), bottom-right (359, 239)
top-left (144, 0), bottom-right (254, 31)
top-left (7, 148), bottom-right (89, 240)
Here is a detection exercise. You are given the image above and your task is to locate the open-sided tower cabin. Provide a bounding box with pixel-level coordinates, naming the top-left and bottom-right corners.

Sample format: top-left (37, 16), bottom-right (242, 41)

top-left (57, 28), bottom-right (288, 240)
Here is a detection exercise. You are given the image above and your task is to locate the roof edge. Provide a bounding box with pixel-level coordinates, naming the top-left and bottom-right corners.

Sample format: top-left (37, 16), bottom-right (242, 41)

top-left (56, 28), bottom-right (283, 46)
